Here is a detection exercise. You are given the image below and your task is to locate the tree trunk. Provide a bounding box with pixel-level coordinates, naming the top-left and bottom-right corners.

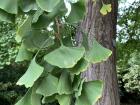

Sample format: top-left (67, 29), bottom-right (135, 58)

top-left (76, 0), bottom-right (120, 105)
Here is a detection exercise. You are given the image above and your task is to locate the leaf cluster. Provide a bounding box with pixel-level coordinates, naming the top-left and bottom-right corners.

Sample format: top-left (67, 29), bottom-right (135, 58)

top-left (0, 0), bottom-right (112, 105)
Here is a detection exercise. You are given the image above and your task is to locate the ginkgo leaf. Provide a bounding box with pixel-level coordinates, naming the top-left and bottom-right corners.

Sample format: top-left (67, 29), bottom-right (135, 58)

top-left (75, 81), bottom-right (103, 105)
top-left (15, 81), bottom-right (42, 105)
top-left (85, 39), bottom-right (112, 64)
top-left (33, 1), bottom-right (67, 28)
top-left (57, 72), bottom-right (72, 95)
top-left (56, 94), bottom-right (72, 105)
top-left (32, 8), bottom-right (44, 23)
top-left (106, 4), bottom-right (112, 12)
top-left (42, 94), bottom-right (56, 104)
top-left (0, 0), bottom-right (18, 14)
top-left (16, 16), bottom-right (32, 42)
top-left (69, 58), bottom-right (89, 75)
top-left (31, 81), bottom-right (42, 105)
top-left (72, 75), bottom-right (81, 92)
top-left (100, 4), bottom-right (112, 15)
top-left (36, 0), bottom-right (60, 12)
top-left (44, 45), bottom-right (85, 68)
top-left (15, 89), bottom-right (32, 105)
top-left (15, 44), bottom-right (33, 62)
top-left (66, 0), bottom-right (86, 23)
top-left (75, 78), bottom-right (85, 98)
top-left (17, 57), bottom-right (44, 88)
top-left (0, 9), bottom-right (14, 23)
top-left (19, 0), bottom-right (37, 12)
top-left (23, 30), bottom-right (54, 51)
top-left (36, 74), bottom-right (58, 96)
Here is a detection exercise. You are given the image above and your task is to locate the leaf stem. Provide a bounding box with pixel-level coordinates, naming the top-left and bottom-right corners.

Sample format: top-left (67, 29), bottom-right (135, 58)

top-left (55, 18), bottom-right (63, 45)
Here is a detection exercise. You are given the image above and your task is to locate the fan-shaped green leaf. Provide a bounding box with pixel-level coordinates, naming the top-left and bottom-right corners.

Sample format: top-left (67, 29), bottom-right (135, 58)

top-left (69, 59), bottom-right (89, 75)
top-left (66, 0), bottom-right (86, 23)
top-left (15, 44), bottom-right (33, 62)
top-left (57, 72), bottom-right (72, 95)
top-left (85, 39), bottom-right (112, 64)
top-left (44, 45), bottom-right (85, 68)
top-left (33, 1), bottom-right (67, 28)
top-left (15, 89), bottom-right (32, 105)
top-left (32, 13), bottom-right (52, 28)
top-left (31, 81), bottom-right (42, 105)
top-left (42, 94), bottom-right (56, 104)
top-left (17, 57), bottom-right (44, 88)
top-left (36, 0), bottom-right (60, 12)
top-left (15, 81), bottom-right (42, 105)
top-left (0, 9), bottom-right (14, 23)
top-left (56, 95), bottom-right (72, 105)
top-left (32, 8), bottom-right (44, 23)
top-left (75, 81), bottom-right (103, 105)
top-left (0, 0), bottom-right (18, 14)
top-left (16, 16), bottom-right (32, 42)
top-left (19, 0), bottom-right (37, 12)
top-left (72, 75), bottom-right (81, 92)
top-left (36, 74), bottom-right (58, 96)
top-left (23, 30), bottom-right (54, 51)
top-left (75, 78), bottom-right (85, 98)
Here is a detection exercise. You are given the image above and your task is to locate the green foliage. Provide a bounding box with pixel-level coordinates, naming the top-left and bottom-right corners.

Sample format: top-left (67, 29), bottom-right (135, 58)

top-left (0, 22), bottom-right (18, 69)
top-left (17, 57), bottom-right (44, 88)
top-left (44, 45), bottom-right (85, 68)
top-left (0, 0), bottom-right (112, 105)
top-left (0, 0), bottom-right (18, 14)
top-left (75, 81), bottom-right (103, 105)
top-left (85, 39), bottom-right (112, 63)
top-left (118, 1), bottom-right (140, 42)
top-left (0, 65), bottom-right (27, 105)
top-left (117, 0), bottom-right (140, 94)
top-left (66, 0), bottom-right (86, 23)
top-left (122, 51), bottom-right (140, 93)
top-left (36, 0), bottom-right (60, 12)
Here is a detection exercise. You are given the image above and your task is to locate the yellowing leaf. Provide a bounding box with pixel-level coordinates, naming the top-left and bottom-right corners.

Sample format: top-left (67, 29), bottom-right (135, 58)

top-left (44, 45), bottom-right (85, 68)
top-left (17, 57), bottom-right (44, 88)
top-left (100, 4), bottom-right (112, 15)
top-left (106, 4), bottom-right (112, 12)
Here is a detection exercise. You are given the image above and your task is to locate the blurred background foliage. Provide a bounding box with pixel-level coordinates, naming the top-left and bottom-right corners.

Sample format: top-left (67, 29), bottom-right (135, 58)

top-left (117, 0), bottom-right (140, 104)
top-left (0, 0), bottom-right (140, 105)
top-left (0, 22), bottom-right (18, 69)
top-left (0, 21), bottom-right (27, 105)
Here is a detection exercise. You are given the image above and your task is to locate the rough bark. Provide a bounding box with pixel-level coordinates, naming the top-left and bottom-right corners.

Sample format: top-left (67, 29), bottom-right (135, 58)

top-left (76, 0), bottom-right (120, 105)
